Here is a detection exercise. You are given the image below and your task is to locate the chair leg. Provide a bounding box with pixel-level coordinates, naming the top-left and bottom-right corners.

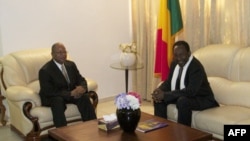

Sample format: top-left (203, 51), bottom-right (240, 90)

top-left (25, 133), bottom-right (41, 141)
top-left (0, 95), bottom-right (7, 126)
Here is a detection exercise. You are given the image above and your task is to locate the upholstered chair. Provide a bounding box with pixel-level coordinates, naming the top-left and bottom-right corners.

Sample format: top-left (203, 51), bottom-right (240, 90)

top-left (0, 48), bottom-right (98, 140)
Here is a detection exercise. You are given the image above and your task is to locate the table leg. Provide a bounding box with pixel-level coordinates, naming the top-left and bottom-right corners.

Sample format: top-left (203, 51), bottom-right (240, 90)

top-left (125, 69), bottom-right (128, 93)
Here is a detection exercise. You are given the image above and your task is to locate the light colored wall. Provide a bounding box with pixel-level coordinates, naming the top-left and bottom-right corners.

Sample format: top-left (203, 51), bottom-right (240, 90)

top-left (0, 0), bottom-right (132, 100)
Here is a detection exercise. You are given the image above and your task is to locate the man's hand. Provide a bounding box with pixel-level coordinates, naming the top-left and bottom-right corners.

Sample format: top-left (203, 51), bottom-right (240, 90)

top-left (151, 88), bottom-right (164, 103)
top-left (75, 86), bottom-right (86, 94)
top-left (71, 86), bottom-right (86, 99)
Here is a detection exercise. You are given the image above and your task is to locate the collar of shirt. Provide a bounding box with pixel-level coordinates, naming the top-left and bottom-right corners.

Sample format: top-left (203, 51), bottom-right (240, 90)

top-left (53, 59), bottom-right (63, 71)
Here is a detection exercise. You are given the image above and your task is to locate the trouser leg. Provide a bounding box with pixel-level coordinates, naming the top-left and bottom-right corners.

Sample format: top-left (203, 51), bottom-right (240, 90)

top-left (50, 97), bottom-right (67, 127)
top-left (176, 96), bottom-right (200, 126)
top-left (74, 94), bottom-right (97, 121)
top-left (154, 102), bottom-right (167, 119)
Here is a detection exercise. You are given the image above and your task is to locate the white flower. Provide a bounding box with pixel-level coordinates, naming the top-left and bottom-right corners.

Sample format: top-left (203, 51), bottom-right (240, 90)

top-left (119, 42), bottom-right (137, 54)
top-left (115, 92), bottom-right (141, 110)
top-left (126, 95), bottom-right (140, 110)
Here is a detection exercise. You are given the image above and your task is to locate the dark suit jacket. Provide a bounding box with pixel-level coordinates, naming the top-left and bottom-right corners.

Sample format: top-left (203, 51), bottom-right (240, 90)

top-left (39, 59), bottom-right (88, 106)
top-left (159, 57), bottom-right (219, 108)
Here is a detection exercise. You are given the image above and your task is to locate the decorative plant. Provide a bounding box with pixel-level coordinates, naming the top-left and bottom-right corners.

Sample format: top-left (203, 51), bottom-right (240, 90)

top-left (115, 92), bottom-right (141, 110)
top-left (119, 42), bottom-right (137, 54)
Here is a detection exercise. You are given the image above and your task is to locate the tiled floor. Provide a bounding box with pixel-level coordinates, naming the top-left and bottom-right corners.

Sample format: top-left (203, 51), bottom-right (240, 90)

top-left (0, 100), bottom-right (154, 141)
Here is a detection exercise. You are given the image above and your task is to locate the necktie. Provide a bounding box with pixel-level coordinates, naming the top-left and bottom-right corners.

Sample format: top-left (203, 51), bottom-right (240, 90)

top-left (61, 64), bottom-right (70, 84)
top-left (175, 67), bottom-right (183, 90)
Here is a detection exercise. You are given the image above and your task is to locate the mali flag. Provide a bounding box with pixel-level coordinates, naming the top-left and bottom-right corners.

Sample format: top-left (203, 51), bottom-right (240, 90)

top-left (154, 0), bottom-right (183, 81)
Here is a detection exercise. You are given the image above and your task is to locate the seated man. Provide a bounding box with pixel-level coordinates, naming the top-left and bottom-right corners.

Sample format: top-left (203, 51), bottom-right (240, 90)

top-left (152, 40), bottom-right (219, 126)
top-left (39, 42), bottom-right (96, 127)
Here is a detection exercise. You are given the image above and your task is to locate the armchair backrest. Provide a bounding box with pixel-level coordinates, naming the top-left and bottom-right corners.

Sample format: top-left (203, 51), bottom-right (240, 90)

top-left (193, 44), bottom-right (242, 79)
top-left (193, 44), bottom-right (250, 107)
top-left (1, 48), bottom-right (51, 94)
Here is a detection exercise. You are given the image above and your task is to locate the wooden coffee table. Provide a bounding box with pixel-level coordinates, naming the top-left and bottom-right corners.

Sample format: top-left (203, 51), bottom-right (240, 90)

top-left (49, 112), bottom-right (212, 141)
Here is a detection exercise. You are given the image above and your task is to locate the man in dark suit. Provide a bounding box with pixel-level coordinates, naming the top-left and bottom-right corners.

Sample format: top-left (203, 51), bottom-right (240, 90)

top-left (152, 40), bottom-right (219, 126)
top-left (39, 42), bottom-right (96, 127)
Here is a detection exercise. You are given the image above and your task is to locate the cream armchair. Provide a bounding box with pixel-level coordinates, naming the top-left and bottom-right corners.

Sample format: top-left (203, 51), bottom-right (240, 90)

top-left (0, 48), bottom-right (98, 140)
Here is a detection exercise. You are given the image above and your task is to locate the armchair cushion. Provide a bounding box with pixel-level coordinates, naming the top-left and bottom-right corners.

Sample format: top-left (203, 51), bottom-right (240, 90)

top-left (30, 104), bottom-right (81, 123)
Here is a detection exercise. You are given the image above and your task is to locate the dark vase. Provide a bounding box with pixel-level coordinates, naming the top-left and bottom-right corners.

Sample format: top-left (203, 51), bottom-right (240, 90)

top-left (116, 108), bottom-right (141, 132)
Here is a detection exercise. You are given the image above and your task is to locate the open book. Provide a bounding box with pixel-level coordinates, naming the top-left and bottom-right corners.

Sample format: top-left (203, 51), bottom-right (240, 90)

top-left (136, 119), bottom-right (168, 133)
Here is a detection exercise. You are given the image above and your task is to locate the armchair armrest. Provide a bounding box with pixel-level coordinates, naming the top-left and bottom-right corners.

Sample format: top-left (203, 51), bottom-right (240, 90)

top-left (86, 78), bottom-right (98, 91)
top-left (157, 81), bottom-right (163, 88)
top-left (6, 86), bottom-right (41, 106)
top-left (86, 78), bottom-right (98, 109)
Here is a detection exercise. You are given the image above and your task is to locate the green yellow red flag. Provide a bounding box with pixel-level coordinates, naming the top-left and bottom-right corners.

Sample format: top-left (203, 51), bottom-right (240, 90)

top-left (154, 0), bottom-right (183, 81)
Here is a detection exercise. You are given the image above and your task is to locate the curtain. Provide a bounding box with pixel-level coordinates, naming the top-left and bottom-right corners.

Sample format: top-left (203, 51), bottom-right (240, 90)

top-left (131, 0), bottom-right (160, 101)
top-left (131, 0), bottom-right (250, 101)
top-left (177, 0), bottom-right (250, 51)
